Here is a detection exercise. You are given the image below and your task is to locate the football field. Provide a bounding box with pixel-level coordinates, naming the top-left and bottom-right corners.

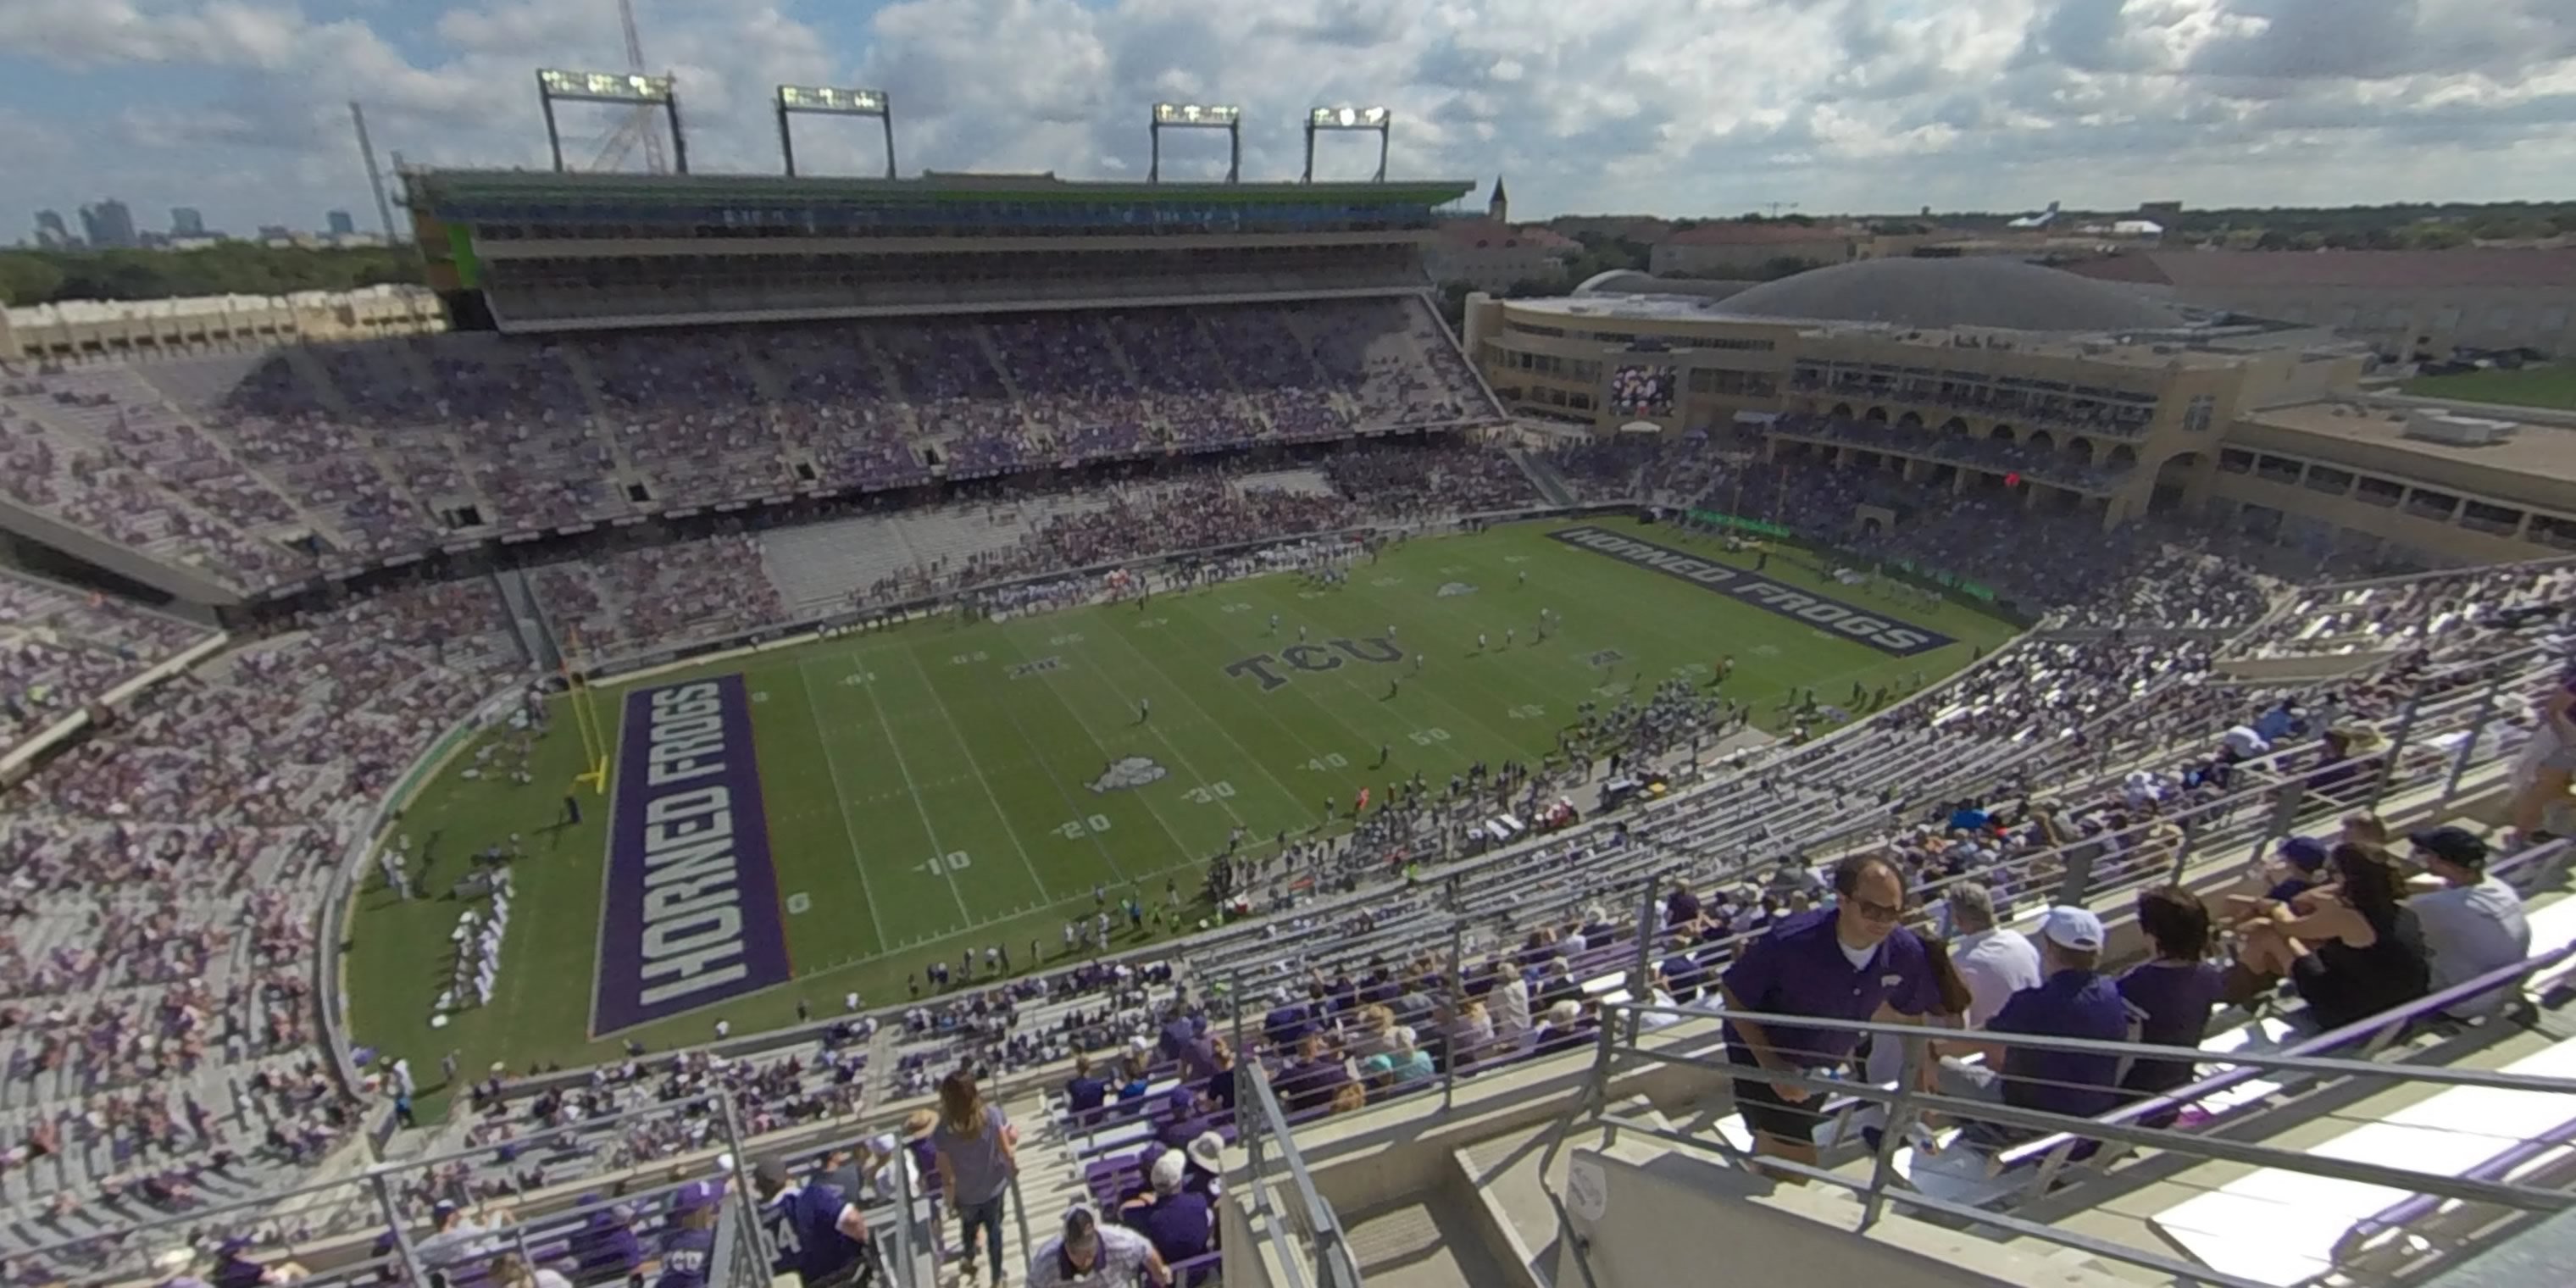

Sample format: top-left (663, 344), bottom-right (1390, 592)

top-left (341, 517), bottom-right (2018, 1093)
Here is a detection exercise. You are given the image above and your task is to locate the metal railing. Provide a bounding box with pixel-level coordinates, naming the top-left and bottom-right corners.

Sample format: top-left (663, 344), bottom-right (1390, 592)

top-left (1235, 1061), bottom-right (1363, 1288)
top-left (6, 1090), bottom-right (965, 1288)
top-left (1545, 985), bottom-right (2576, 1288)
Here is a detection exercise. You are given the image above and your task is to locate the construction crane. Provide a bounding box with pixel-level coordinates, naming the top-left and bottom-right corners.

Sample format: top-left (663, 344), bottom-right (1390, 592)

top-left (588, 0), bottom-right (667, 173)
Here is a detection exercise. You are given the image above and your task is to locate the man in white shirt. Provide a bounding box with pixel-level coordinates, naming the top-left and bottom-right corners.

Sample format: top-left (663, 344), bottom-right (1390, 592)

top-left (2407, 828), bottom-right (2531, 1019)
top-left (1945, 884), bottom-right (2042, 1029)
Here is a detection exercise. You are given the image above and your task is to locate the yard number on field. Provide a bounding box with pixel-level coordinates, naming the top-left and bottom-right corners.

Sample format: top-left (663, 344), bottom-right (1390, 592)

top-left (1409, 728), bottom-right (1452, 746)
top-left (1222, 602), bottom-right (1252, 614)
top-left (921, 851), bottom-right (972, 874)
top-left (1507, 704), bottom-right (1546, 720)
top-left (839, 671), bottom-right (877, 686)
top-left (950, 652), bottom-right (989, 666)
top-left (1058, 815), bottom-right (1113, 839)
top-left (1302, 753), bottom-right (1350, 771)
top-left (1185, 782), bottom-right (1237, 803)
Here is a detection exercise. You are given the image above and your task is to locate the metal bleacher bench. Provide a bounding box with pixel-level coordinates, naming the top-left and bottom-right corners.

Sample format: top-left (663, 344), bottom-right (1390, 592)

top-left (2148, 1035), bottom-right (2576, 1287)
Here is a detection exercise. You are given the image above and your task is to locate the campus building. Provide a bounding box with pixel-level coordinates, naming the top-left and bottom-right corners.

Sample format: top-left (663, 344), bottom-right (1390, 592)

top-left (1464, 255), bottom-right (2576, 567)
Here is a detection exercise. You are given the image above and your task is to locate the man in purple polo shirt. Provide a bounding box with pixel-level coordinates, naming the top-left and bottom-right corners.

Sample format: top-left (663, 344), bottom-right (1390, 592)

top-left (1718, 852), bottom-right (1942, 1174)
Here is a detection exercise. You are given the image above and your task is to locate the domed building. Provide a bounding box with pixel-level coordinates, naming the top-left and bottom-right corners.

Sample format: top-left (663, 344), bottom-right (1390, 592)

top-left (1456, 252), bottom-right (2463, 543)
top-left (1714, 257), bottom-right (2193, 334)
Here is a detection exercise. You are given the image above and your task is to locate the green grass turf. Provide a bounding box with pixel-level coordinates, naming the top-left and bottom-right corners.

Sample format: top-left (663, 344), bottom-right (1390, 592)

top-left (341, 517), bottom-right (2018, 1105)
top-left (2401, 365), bottom-right (2576, 412)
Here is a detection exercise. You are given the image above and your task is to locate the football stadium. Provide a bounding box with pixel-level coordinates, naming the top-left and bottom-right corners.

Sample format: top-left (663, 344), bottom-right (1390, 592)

top-left (5, 86), bottom-right (2576, 1288)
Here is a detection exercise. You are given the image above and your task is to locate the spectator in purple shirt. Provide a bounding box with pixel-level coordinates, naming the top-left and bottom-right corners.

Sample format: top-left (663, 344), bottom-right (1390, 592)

top-left (654, 1180), bottom-right (724, 1288)
top-left (1274, 1032), bottom-right (1351, 1115)
top-left (1944, 907), bottom-right (2140, 1146)
top-left (1122, 1152), bottom-right (1215, 1282)
top-left (1064, 1053), bottom-right (1110, 1118)
top-left (1719, 852), bottom-right (1943, 1175)
top-left (2117, 886), bottom-right (2226, 1108)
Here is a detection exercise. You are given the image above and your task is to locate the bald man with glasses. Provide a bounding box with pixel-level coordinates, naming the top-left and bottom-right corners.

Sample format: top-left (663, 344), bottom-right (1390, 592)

top-left (1718, 851), bottom-right (1943, 1175)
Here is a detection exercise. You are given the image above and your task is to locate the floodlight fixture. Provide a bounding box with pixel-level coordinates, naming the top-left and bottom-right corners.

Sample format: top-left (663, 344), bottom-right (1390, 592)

top-left (1149, 102), bottom-right (1241, 183)
top-left (774, 84), bottom-right (897, 179)
top-left (1303, 104), bottom-right (1391, 182)
top-left (536, 67), bottom-right (687, 174)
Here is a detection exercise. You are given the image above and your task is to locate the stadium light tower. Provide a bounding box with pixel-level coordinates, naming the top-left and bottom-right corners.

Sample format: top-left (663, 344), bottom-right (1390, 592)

top-left (776, 85), bottom-right (897, 179)
top-left (536, 69), bottom-right (687, 175)
top-left (1149, 103), bottom-right (1241, 184)
top-left (1303, 105), bottom-right (1391, 183)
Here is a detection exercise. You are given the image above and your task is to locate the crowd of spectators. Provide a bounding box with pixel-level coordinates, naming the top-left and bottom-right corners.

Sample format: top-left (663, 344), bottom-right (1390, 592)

top-left (4, 298), bottom-right (1501, 601)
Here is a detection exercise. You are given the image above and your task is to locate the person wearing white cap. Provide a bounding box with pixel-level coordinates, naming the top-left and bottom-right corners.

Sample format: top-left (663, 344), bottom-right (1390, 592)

top-left (1940, 906), bottom-right (2140, 1146)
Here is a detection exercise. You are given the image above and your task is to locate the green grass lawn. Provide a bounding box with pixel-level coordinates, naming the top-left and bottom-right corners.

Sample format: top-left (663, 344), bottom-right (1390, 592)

top-left (2401, 364), bottom-right (2576, 412)
top-left (341, 517), bottom-right (2018, 1099)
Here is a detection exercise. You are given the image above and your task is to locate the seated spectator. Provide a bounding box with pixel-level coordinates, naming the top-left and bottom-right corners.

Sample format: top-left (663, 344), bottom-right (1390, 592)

top-left (1944, 883), bottom-right (2040, 1028)
top-left (1943, 908), bottom-right (2140, 1143)
top-left (2264, 836), bottom-right (2334, 904)
top-left (489, 1253), bottom-right (572, 1288)
top-left (1348, 1004), bottom-right (1400, 1060)
top-left (1275, 1034), bottom-right (1351, 1116)
top-left (1358, 1026), bottom-right (1434, 1088)
top-left (1064, 1054), bottom-right (1110, 1117)
top-left (2229, 842), bottom-right (2431, 1030)
top-left (1263, 985), bottom-right (1321, 1053)
top-left (208, 1237), bottom-right (307, 1288)
top-left (2406, 828), bottom-right (2531, 1019)
top-left (1199, 1036), bottom-right (1238, 1115)
top-left (1122, 1152), bottom-right (1215, 1274)
top-left (568, 1193), bottom-right (643, 1282)
top-left (2117, 886), bottom-right (2226, 1104)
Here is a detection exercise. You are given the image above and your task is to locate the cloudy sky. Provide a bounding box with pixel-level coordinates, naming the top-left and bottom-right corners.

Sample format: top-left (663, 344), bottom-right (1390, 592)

top-left (4, 0), bottom-right (2573, 239)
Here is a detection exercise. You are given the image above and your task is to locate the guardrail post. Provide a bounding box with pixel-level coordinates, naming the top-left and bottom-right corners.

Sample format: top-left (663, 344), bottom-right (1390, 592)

top-left (2252, 776), bottom-right (2307, 866)
top-left (2370, 686), bottom-right (2424, 806)
top-left (1444, 918), bottom-right (1464, 1112)
top-left (2167, 815), bottom-right (2199, 889)
top-left (1007, 1169), bottom-right (1035, 1282)
top-left (890, 1146), bottom-right (920, 1288)
top-left (368, 1168), bottom-right (426, 1285)
top-left (2445, 673), bottom-right (2507, 806)
top-left (1857, 1031), bottom-right (1927, 1231)
top-left (1626, 869), bottom-right (1664, 1048)
top-left (715, 1091), bottom-right (774, 1279)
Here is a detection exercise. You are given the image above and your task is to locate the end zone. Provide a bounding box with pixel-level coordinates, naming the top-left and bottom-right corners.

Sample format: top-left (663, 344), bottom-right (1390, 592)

top-left (1548, 525), bottom-right (1955, 657)
top-left (591, 674), bottom-right (793, 1035)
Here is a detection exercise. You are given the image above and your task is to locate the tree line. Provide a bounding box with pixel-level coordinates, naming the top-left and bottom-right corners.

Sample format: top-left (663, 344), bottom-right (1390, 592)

top-left (0, 244), bottom-right (421, 308)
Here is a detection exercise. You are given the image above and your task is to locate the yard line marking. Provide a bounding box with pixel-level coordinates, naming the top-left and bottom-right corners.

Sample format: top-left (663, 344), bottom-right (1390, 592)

top-left (1052, 619), bottom-right (1261, 834)
top-left (973, 629), bottom-right (1168, 898)
top-left (980, 630), bottom-right (1196, 892)
top-left (1104, 600), bottom-right (1335, 813)
top-left (851, 651), bottom-right (974, 924)
top-left (793, 657), bottom-right (892, 953)
top-left (892, 644), bottom-right (1055, 904)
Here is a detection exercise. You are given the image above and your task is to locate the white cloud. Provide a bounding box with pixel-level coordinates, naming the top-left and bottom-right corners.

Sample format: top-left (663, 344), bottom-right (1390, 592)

top-left (1, 0), bottom-right (2572, 236)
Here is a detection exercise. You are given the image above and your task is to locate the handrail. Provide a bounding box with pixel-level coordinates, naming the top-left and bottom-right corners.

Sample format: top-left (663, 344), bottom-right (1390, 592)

top-left (1553, 991), bottom-right (2576, 1288)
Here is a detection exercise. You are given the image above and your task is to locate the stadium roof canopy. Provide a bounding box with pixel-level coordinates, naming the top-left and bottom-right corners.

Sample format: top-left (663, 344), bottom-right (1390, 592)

top-left (1718, 257), bottom-right (2191, 333)
top-left (403, 167), bottom-right (1474, 209)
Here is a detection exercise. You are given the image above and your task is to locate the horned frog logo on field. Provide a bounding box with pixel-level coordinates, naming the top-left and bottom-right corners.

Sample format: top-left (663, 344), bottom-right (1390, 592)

top-left (1437, 581), bottom-right (1478, 597)
top-left (1089, 756), bottom-right (1168, 794)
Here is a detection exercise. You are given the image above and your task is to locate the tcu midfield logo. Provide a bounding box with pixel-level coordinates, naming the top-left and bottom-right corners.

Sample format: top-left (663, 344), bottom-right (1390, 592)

top-left (1224, 636), bottom-right (1404, 692)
